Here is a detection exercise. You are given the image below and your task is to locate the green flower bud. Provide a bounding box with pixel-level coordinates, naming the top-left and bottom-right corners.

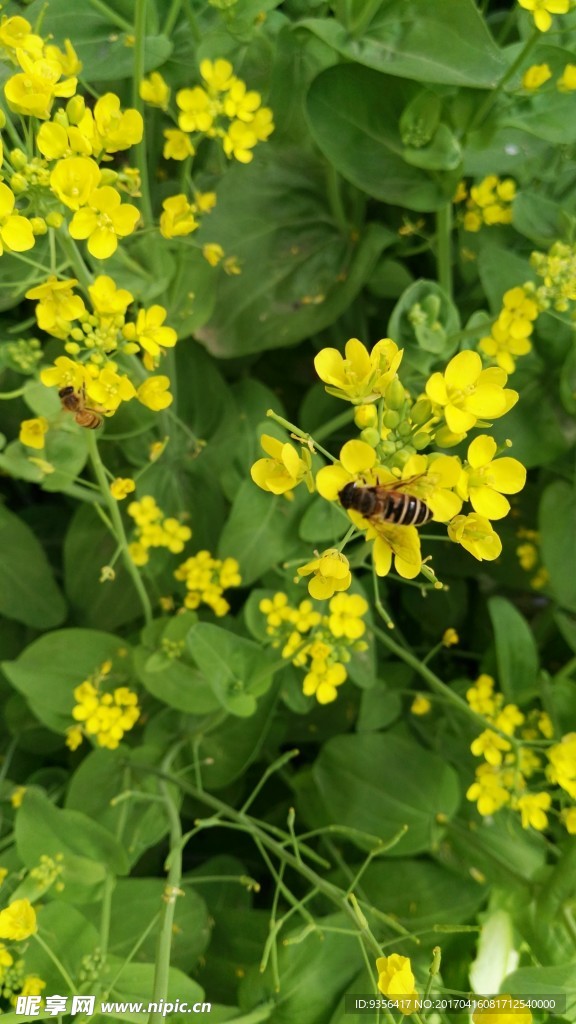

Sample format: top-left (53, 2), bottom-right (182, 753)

top-left (397, 421), bottom-right (412, 438)
top-left (66, 95), bottom-right (86, 124)
top-left (354, 403), bottom-right (378, 429)
top-left (385, 378), bottom-right (406, 410)
top-left (10, 149), bottom-right (27, 170)
top-left (412, 432), bottom-right (430, 450)
top-left (100, 168), bottom-right (118, 186)
top-left (30, 217), bottom-right (47, 235)
top-left (46, 211), bottom-right (64, 228)
top-left (399, 90), bottom-right (442, 148)
top-left (379, 440), bottom-right (396, 457)
top-left (53, 109), bottom-right (69, 128)
top-left (411, 398), bottom-right (432, 425)
top-left (383, 409), bottom-right (401, 429)
top-left (10, 173), bottom-right (27, 193)
top-left (360, 427), bottom-right (381, 448)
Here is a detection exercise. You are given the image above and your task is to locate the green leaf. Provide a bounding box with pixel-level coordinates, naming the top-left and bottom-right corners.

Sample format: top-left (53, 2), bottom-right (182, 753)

top-left (16, 789), bottom-right (129, 903)
top-left (25, 0), bottom-right (172, 81)
top-left (218, 481), bottom-right (307, 586)
top-left (187, 622), bottom-right (277, 716)
top-left (299, 497), bottom-right (349, 544)
top-left (306, 65), bottom-right (459, 211)
top-left (312, 732), bottom-right (460, 856)
top-left (195, 149), bottom-right (394, 355)
top-left (388, 280), bottom-right (461, 373)
top-left (0, 505), bottom-right (66, 629)
top-left (107, 961), bottom-right (205, 1015)
top-left (539, 482), bottom-right (576, 612)
top-left (488, 596), bottom-right (539, 703)
top-left (2, 629), bottom-right (129, 733)
top-left (512, 191), bottom-right (568, 246)
top-left (357, 859), bottom-right (486, 930)
top-left (20, 902), bottom-right (100, 991)
top-left (302, 0), bottom-right (505, 87)
top-left (165, 248), bottom-right (218, 339)
top-left (192, 685), bottom-right (279, 789)
top-left (502, 965), bottom-right (576, 1018)
top-left (66, 747), bottom-right (171, 867)
top-left (489, 368), bottom-right (568, 470)
top-left (134, 647), bottom-right (221, 715)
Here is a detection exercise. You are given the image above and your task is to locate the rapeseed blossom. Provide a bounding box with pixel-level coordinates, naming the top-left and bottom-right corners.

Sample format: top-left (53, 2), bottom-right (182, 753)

top-left (425, 351), bottom-right (518, 434)
top-left (174, 551), bottom-right (241, 616)
top-left (517, 0), bottom-right (570, 32)
top-left (251, 435), bottom-right (313, 497)
top-left (0, 900), bottom-right (37, 941)
top-left (297, 549), bottom-right (352, 599)
top-left (127, 497), bottom-right (192, 566)
top-left (376, 954), bottom-right (419, 1015)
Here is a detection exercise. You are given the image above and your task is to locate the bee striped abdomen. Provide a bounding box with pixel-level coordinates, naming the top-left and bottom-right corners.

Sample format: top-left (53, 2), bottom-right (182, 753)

top-left (385, 493), bottom-right (432, 526)
top-left (338, 481), bottom-right (432, 527)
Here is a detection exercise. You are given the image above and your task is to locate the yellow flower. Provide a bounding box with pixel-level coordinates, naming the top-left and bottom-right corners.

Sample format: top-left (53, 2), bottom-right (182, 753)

top-left (411, 695), bottom-right (432, 715)
top-left (44, 38), bottom-right (82, 76)
top-left (471, 729), bottom-right (512, 766)
top-left (316, 439), bottom-right (378, 499)
top-left (516, 792), bottom-right (551, 830)
top-left (223, 79), bottom-right (262, 121)
top-left (4, 50), bottom-right (76, 119)
top-left (466, 674), bottom-right (498, 716)
top-left (10, 786), bottom-right (26, 808)
top-left (88, 275), bottom-right (133, 316)
top-left (123, 305), bottom-right (177, 358)
top-left (448, 512), bottom-right (502, 561)
top-left (561, 807), bottom-right (576, 834)
top-left (159, 194), bottom-right (199, 238)
top-left (19, 975), bottom-right (46, 998)
top-left (521, 63), bottom-right (552, 89)
top-left (251, 434), bottom-right (310, 496)
top-left (137, 375), bottom-right (173, 411)
top-left (297, 549), bottom-right (352, 600)
top-left (425, 350), bottom-right (517, 434)
top-left (110, 477), bottom-right (136, 500)
top-left (376, 954), bottom-right (419, 1016)
top-left (328, 593), bottom-right (368, 639)
top-left (442, 628), bottom-right (459, 647)
top-left (49, 156), bottom-right (102, 210)
top-left (177, 86), bottom-right (214, 133)
top-left (200, 58), bottom-right (235, 93)
top-left (517, 0), bottom-right (569, 32)
top-left (557, 63), bottom-right (576, 90)
top-left (222, 119), bottom-right (260, 163)
top-left (466, 764), bottom-right (512, 815)
top-left (472, 996), bottom-right (532, 1023)
top-left (27, 276), bottom-right (86, 338)
top-left (399, 452), bottom-right (463, 522)
top-left (139, 71), bottom-right (170, 109)
top-left (163, 128), bottom-right (195, 161)
top-left (40, 354), bottom-right (86, 390)
top-left (19, 417), bottom-right (48, 450)
top-left (0, 182), bottom-right (35, 254)
top-left (546, 733), bottom-right (576, 797)
top-left (85, 363), bottom-right (136, 411)
top-left (0, 16), bottom-right (43, 61)
top-left (303, 659), bottom-right (347, 704)
top-left (93, 93), bottom-right (143, 153)
top-left (0, 943), bottom-right (12, 969)
top-left (69, 186), bottom-right (140, 259)
top-left (314, 337), bottom-right (402, 403)
top-left (65, 724), bottom-right (83, 750)
top-left (203, 243), bottom-right (224, 266)
top-left (457, 435), bottom-right (526, 519)
top-left (0, 899), bottom-right (37, 940)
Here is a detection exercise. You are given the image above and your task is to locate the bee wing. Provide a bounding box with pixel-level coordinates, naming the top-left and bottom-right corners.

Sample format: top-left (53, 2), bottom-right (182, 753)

top-left (387, 526), bottom-right (422, 566)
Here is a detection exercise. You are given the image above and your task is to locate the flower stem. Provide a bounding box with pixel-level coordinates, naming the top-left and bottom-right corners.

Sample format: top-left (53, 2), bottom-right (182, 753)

top-left (436, 203), bottom-right (453, 301)
top-left (86, 431), bottom-right (153, 625)
top-left (266, 409), bottom-right (337, 463)
top-left (88, 0), bottom-right (133, 31)
top-left (133, 0), bottom-right (155, 229)
top-left (148, 762), bottom-right (183, 1024)
top-left (33, 933), bottom-right (76, 991)
top-left (467, 29), bottom-right (540, 134)
top-left (57, 230), bottom-right (93, 291)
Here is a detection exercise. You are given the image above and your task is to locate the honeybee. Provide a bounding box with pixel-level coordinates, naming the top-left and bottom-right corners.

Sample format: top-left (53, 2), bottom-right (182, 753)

top-left (338, 478), bottom-right (432, 527)
top-left (58, 385), bottom-right (103, 430)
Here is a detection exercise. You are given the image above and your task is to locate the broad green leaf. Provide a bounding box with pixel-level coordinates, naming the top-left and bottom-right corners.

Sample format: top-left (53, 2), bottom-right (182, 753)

top-left (192, 685), bottom-right (279, 789)
top-left (195, 149), bottom-right (394, 355)
top-left (512, 192), bottom-right (568, 246)
top-left (218, 480), bottom-right (308, 586)
top-left (302, 0), bottom-right (505, 87)
top-left (66, 746), bottom-right (171, 866)
top-left (448, 809), bottom-right (547, 887)
top-left (165, 248), bottom-right (218, 339)
top-left (489, 368), bottom-right (568, 469)
top-left (488, 596), bottom-right (539, 703)
top-left (539, 482), bottom-right (576, 612)
top-left (20, 902), bottom-right (100, 992)
top-left (0, 505), bottom-right (66, 629)
top-left (2, 629), bottom-right (129, 733)
top-left (313, 732), bottom-right (460, 856)
top-left (106, 961), bottom-right (205, 1015)
top-left (299, 497), bottom-right (349, 543)
top-left (502, 966), bottom-right (576, 1018)
top-left (134, 647), bottom-right (221, 715)
top-left (16, 789), bottom-right (129, 903)
top-left (83, 878), bottom-right (211, 972)
top-left (187, 622), bottom-right (277, 716)
top-left (306, 65), bottom-right (459, 211)
top-left (356, 859), bottom-right (487, 930)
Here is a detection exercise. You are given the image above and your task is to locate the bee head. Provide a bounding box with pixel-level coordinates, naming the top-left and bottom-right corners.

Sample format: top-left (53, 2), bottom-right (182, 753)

top-left (338, 481), bottom-right (357, 509)
top-left (58, 386), bottom-right (75, 398)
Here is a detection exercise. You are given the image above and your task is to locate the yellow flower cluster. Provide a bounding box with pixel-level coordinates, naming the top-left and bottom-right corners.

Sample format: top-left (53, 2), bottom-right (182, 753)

top-left (531, 239), bottom-right (576, 312)
top-left (30, 275), bottom-right (178, 419)
top-left (0, 899), bottom-right (37, 941)
top-left (516, 527), bottom-right (549, 589)
top-left (67, 661), bottom-right (140, 751)
top-left (455, 175), bottom-right (516, 232)
top-left (174, 551), bottom-right (242, 616)
top-left (127, 497), bottom-right (192, 566)
top-left (259, 591), bottom-right (368, 703)
top-left (166, 59), bottom-right (274, 165)
top-left (478, 285), bottom-right (540, 374)
top-left (466, 675), bottom-right (575, 833)
top-left (253, 340), bottom-right (525, 584)
top-left (159, 189), bottom-right (216, 240)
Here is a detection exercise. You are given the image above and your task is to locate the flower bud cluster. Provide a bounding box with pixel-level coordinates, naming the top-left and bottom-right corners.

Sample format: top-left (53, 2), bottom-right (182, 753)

top-left (174, 551), bottom-right (242, 616)
top-left (127, 497), bottom-right (192, 566)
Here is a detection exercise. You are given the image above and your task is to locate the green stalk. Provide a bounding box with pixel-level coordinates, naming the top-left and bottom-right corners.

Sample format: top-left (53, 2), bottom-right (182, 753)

top-left (266, 409), bottom-right (337, 463)
top-left (162, 0), bottom-right (182, 36)
top-left (88, 0), bottom-right (133, 31)
top-left (467, 29), bottom-right (540, 134)
top-left (86, 431), bottom-right (153, 625)
top-left (435, 203), bottom-right (453, 301)
top-left (133, 0), bottom-right (154, 229)
top-left (148, 777), bottom-right (183, 1024)
top-left (57, 231), bottom-right (93, 291)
